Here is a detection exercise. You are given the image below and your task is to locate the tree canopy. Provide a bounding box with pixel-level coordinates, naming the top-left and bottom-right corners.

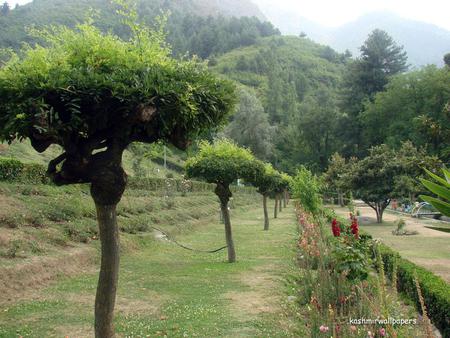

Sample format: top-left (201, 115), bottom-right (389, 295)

top-left (185, 139), bottom-right (262, 186)
top-left (0, 21), bottom-right (236, 189)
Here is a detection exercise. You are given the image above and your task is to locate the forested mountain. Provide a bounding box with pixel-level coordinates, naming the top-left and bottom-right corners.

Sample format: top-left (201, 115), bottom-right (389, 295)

top-left (212, 36), bottom-right (348, 172)
top-left (0, 0), bottom-right (275, 58)
top-left (253, 4), bottom-right (450, 67)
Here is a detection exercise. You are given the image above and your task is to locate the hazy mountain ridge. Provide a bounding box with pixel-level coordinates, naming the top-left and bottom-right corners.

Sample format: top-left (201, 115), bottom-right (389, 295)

top-left (252, 3), bottom-right (450, 67)
top-left (0, 0), bottom-right (267, 50)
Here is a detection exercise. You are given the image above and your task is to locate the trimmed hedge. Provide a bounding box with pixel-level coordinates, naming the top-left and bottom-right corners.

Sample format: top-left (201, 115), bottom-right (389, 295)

top-left (0, 158), bottom-right (48, 184)
top-left (0, 158), bottom-right (257, 195)
top-left (378, 244), bottom-right (450, 338)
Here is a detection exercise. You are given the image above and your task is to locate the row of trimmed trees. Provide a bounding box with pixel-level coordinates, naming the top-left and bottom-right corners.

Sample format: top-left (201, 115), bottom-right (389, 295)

top-left (0, 8), bottom-right (291, 335)
top-left (185, 139), bottom-right (291, 263)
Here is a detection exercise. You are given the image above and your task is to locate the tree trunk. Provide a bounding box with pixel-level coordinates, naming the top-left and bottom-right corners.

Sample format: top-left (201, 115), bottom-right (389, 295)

top-left (278, 194), bottom-right (282, 212)
top-left (283, 190), bottom-right (287, 208)
top-left (90, 159), bottom-right (127, 338)
top-left (375, 204), bottom-right (383, 223)
top-left (338, 191), bottom-right (344, 207)
top-left (274, 196), bottom-right (278, 219)
top-left (263, 194), bottom-right (269, 231)
top-left (94, 204), bottom-right (120, 338)
top-left (367, 202), bottom-right (387, 224)
top-left (215, 183), bottom-right (236, 263)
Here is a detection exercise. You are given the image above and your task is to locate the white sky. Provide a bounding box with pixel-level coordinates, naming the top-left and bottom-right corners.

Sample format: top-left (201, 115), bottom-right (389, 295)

top-left (7, 0), bottom-right (450, 31)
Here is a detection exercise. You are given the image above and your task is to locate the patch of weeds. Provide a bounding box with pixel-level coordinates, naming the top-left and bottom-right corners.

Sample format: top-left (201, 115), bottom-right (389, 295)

top-left (392, 219), bottom-right (418, 236)
top-left (0, 239), bottom-right (23, 258)
top-left (63, 220), bottom-right (98, 243)
top-left (25, 211), bottom-right (46, 228)
top-left (29, 240), bottom-right (45, 254)
top-left (119, 218), bottom-right (149, 234)
top-left (0, 214), bottom-right (25, 228)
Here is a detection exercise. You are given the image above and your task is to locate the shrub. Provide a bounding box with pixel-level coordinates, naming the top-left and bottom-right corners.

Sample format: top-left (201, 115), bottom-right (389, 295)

top-left (378, 243), bottom-right (450, 337)
top-left (0, 158), bottom-right (47, 183)
top-left (0, 158), bottom-right (24, 181)
top-left (21, 163), bottom-right (48, 184)
top-left (291, 166), bottom-right (323, 215)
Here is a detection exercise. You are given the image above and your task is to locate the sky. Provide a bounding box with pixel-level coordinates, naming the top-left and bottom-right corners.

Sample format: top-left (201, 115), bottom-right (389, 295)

top-left (6, 0), bottom-right (450, 31)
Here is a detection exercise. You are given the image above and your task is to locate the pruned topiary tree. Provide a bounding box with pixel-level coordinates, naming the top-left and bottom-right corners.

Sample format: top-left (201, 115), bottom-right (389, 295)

top-left (185, 139), bottom-right (263, 262)
top-left (0, 11), bottom-right (235, 338)
top-left (280, 173), bottom-right (292, 208)
top-left (252, 162), bottom-right (281, 230)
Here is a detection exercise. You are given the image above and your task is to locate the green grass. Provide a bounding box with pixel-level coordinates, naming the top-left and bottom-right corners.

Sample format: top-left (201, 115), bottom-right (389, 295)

top-left (0, 200), bottom-right (300, 337)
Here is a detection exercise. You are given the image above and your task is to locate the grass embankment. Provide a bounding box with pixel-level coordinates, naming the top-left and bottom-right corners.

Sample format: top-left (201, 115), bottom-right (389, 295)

top-left (0, 185), bottom-right (300, 337)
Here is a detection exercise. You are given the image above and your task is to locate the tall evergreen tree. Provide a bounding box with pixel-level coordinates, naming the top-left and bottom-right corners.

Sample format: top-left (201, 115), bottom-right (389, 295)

top-left (340, 29), bottom-right (408, 157)
top-left (1, 2), bottom-right (10, 16)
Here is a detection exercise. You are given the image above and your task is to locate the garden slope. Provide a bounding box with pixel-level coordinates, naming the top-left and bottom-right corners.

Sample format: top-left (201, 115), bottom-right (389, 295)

top-left (0, 180), bottom-right (259, 305)
top-left (0, 198), bottom-right (299, 337)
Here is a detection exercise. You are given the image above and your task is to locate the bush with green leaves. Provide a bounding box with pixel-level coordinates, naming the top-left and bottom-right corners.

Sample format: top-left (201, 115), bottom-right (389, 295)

top-left (0, 2), bottom-right (236, 335)
top-left (0, 158), bottom-right (24, 181)
top-left (420, 167), bottom-right (450, 217)
top-left (185, 139), bottom-right (263, 262)
top-left (291, 166), bottom-right (323, 216)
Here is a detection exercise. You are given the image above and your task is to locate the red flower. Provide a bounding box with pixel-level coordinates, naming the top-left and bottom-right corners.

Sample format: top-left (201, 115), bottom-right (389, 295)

top-left (350, 217), bottom-right (359, 239)
top-left (331, 218), bottom-right (340, 237)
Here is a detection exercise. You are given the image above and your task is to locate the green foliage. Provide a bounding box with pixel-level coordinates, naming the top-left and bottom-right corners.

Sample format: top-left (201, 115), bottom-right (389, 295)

top-left (323, 153), bottom-right (347, 192)
top-left (0, 158), bottom-right (24, 181)
top-left (251, 162), bottom-right (282, 195)
top-left (221, 87), bottom-right (274, 160)
top-left (330, 239), bottom-right (369, 280)
top-left (0, 19), bottom-right (236, 146)
top-left (343, 143), bottom-right (441, 217)
top-left (0, 158), bottom-right (48, 183)
top-left (212, 35), bottom-right (345, 172)
top-left (0, 0), bottom-right (277, 58)
top-left (291, 166), bottom-right (322, 215)
top-left (185, 139), bottom-right (263, 186)
top-left (420, 168), bottom-right (450, 216)
top-left (362, 66), bottom-right (450, 161)
top-left (377, 243), bottom-right (450, 337)
top-left (339, 29), bottom-right (408, 157)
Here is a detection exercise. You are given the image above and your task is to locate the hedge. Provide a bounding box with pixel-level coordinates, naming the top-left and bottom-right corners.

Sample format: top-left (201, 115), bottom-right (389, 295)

top-left (378, 244), bottom-right (450, 338)
top-left (0, 158), bottom-right (48, 184)
top-left (0, 158), bottom-right (257, 195)
top-left (331, 218), bottom-right (450, 337)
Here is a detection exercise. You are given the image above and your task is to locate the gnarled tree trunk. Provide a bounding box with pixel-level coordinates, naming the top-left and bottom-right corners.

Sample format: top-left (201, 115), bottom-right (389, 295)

top-left (263, 194), bottom-right (269, 231)
top-left (215, 183), bottom-right (236, 263)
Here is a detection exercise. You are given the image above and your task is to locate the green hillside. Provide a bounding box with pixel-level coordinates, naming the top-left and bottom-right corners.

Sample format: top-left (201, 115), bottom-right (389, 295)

top-left (212, 36), bottom-right (348, 171)
top-left (0, 0), bottom-right (276, 58)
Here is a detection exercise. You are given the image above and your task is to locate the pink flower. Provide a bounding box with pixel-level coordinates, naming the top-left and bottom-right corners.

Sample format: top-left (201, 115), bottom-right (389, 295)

top-left (350, 325), bottom-right (357, 333)
top-left (319, 325), bottom-right (329, 333)
top-left (379, 328), bottom-right (386, 337)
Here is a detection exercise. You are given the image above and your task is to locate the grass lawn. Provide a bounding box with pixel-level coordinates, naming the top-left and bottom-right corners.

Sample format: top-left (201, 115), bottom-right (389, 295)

top-left (0, 200), bottom-right (300, 337)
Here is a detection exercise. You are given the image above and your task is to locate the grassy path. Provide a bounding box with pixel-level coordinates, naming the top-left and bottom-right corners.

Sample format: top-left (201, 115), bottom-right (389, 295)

top-left (0, 201), bottom-right (299, 337)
